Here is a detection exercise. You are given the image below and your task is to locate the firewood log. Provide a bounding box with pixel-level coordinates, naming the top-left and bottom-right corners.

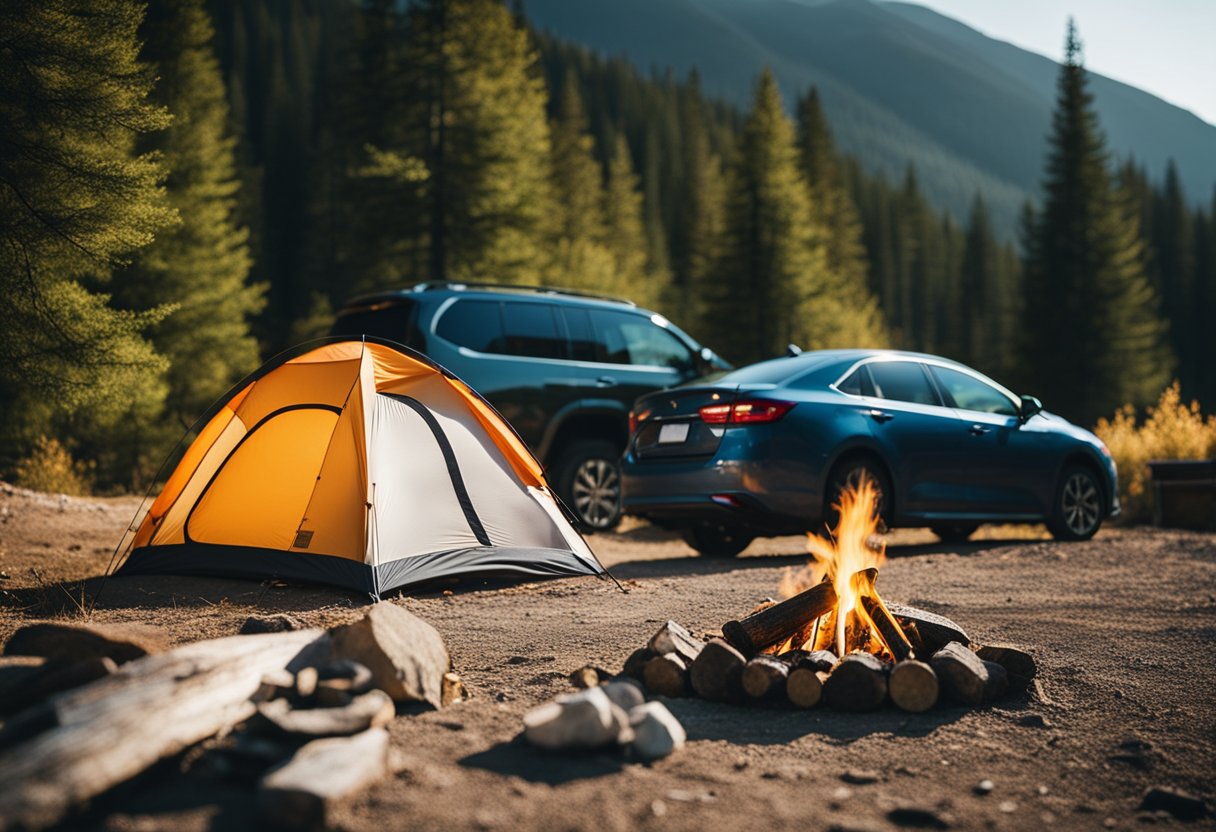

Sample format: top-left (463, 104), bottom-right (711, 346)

top-left (621, 648), bottom-right (655, 682)
top-left (981, 660), bottom-right (1008, 702)
top-left (822, 653), bottom-right (888, 711)
top-left (860, 594), bottom-right (913, 662)
top-left (777, 649), bottom-right (838, 673)
top-left (786, 667), bottom-right (828, 709)
top-left (888, 660), bottom-right (939, 713)
top-left (647, 621), bottom-right (703, 665)
top-left (741, 655), bottom-right (789, 701)
top-left (930, 642), bottom-right (988, 706)
top-left (721, 582), bottom-right (837, 657)
top-left (886, 603), bottom-right (969, 654)
top-left (689, 639), bottom-right (746, 703)
top-left (974, 644), bottom-right (1035, 693)
top-left (642, 654), bottom-right (689, 698)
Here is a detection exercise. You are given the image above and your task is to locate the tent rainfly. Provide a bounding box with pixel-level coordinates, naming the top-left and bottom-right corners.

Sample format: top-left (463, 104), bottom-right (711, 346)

top-left (116, 338), bottom-right (606, 598)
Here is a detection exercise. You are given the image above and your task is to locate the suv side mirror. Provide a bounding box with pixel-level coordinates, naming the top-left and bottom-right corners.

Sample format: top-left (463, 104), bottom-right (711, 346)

top-left (1019, 395), bottom-right (1043, 423)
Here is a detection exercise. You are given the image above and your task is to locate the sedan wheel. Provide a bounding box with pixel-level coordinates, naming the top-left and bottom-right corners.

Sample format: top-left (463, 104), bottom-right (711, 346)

top-left (681, 524), bottom-right (755, 558)
top-left (1047, 466), bottom-right (1103, 541)
top-left (555, 440), bottom-right (623, 531)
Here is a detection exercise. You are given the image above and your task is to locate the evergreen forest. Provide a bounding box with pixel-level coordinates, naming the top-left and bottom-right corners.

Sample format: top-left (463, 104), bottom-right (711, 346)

top-left (2, 0), bottom-right (1213, 492)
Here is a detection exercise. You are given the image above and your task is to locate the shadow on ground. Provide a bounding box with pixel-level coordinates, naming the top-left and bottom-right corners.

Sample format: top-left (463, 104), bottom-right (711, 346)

top-left (459, 737), bottom-right (625, 785)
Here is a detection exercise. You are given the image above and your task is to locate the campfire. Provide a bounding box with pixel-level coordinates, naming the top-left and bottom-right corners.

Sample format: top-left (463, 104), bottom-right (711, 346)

top-left (623, 480), bottom-right (1037, 713)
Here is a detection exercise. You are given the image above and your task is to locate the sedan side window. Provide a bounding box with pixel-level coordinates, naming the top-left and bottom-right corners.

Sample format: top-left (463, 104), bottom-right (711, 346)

top-left (930, 365), bottom-right (1019, 416)
top-left (868, 361), bottom-right (941, 406)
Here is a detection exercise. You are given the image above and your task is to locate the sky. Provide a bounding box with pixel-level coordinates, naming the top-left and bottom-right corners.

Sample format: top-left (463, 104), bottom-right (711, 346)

top-left (907, 0), bottom-right (1216, 126)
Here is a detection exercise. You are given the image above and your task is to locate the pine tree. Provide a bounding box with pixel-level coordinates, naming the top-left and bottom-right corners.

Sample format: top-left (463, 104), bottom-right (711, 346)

top-left (705, 70), bottom-right (828, 364)
top-left (795, 88), bottom-right (887, 348)
top-left (115, 0), bottom-right (264, 427)
top-left (0, 0), bottom-right (175, 474)
top-left (1018, 21), bottom-right (1171, 424)
top-left (603, 134), bottom-right (666, 308)
top-left (397, 0), bottom-right (553, 284)
top-left (1153, 161), bottom-right (1196, 396)
top-left (958, 195), bottom-right (1004, 372)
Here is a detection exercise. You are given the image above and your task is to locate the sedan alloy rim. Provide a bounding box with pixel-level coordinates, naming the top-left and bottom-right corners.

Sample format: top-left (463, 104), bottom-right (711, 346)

top-left (1061, 472), bottom-right (1100, 535)
top-left (572, 458), bottom-right (620, 528)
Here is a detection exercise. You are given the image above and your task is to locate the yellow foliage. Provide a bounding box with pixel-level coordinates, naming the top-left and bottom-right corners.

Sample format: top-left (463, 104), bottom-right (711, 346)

top-left (12, 437), bottom-right (95, 497)
top-left (1094, 382), bottom-right (1216, 523)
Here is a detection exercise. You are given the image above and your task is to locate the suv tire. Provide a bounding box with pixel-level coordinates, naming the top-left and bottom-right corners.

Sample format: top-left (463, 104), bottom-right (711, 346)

top-left (554, 440), bottom-right (623, 531)
top-left (681, 524), bottom-right (755, 557)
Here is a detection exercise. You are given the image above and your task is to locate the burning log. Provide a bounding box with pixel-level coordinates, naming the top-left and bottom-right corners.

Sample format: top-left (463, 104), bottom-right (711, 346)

top-left (887, 603), bottom-right (969, 654)
top-left (859, 592), bottom-right (914, 662)
top-left (642, 654), bottom-right (689, 698)
top-left (721, 582), bottom-right (837, 657)
top-left (689, 639), bottom-right (747, 703)
top-left (777, 649), bottom-right (837, 673)
top-left (930, 642), bottom-right (988, 706)
top-left (822, 653), bottom-right (888, 711)
top-left (888, 660), bottom-right (939, 713)
top-left (741, 655), bottom-right (789, 702)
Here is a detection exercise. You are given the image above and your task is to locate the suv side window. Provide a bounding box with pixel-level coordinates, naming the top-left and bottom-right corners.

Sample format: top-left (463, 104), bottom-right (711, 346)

top-left (833, 365), bottom-right (876, 396)
top-left (558, 307), bottom-right (598, 362)
top-left (930, 365), bottom-right (1018, 416)
top-left (502, 302), bottom-right (565, 359)
top-left (590, 309), bottom-right (694, 370)
top-left (868, 361), bottom-right (941, 406)
top-left (434, 299), bottom-right (505, 353)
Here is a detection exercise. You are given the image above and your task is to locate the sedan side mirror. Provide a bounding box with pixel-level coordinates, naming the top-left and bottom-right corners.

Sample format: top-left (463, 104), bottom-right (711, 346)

top-left (1019, 395), bottom-right (1043, 423)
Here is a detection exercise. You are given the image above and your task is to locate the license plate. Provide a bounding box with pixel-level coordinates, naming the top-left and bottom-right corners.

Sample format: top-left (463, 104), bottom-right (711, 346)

top-left (657, 423), bottom-right (690, 444)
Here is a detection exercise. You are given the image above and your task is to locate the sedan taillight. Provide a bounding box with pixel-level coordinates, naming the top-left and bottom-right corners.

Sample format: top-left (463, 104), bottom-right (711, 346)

top-left (699, 399), bottom-right (795, 425)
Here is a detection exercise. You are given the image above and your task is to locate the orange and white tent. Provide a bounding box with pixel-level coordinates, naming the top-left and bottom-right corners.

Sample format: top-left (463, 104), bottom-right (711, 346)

top-left (117, 338), bottom-right (605, 598)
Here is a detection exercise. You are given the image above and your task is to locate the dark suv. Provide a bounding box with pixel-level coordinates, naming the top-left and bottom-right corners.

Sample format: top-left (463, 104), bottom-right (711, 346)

top-left (330, 282), bottom-right (728, 530)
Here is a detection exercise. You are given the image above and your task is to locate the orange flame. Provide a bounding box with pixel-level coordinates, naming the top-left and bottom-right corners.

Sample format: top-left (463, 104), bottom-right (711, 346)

top-left (777, 477), bottom-right (891, 657)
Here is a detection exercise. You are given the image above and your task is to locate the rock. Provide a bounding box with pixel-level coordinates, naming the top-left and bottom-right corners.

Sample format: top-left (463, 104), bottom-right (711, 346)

top-left (841, 769), bottom-right (880, 785)
top-left (974, 779), bottom-right (994, 795)
top-left (252, 669), bottom-right (296, 703)
top-left (329, 604), bottom-right (449, 708)
top-left (4, 621), bottom-right (167, 665)
top-left (930, 642), bottom-right (988, 706)
top-left (0, 656), bottom-right (117, 717)
top-left (1016, 713), bottom-right (1052, 729)
top-left (258, 728), bottom-right (390, 830)
top-left (0, 656), bottom-right (47, 705)
top-left (628, 702), bottom-right (685, 761)
top-left (1139, 787), bottom-right (1207, 820)
top-left (600, 679), bottom-right (645, 713)
top-left (523, 687), bottom-right (629, 750)
top-left (441, 672), bottom-right (466, 706)
top-left (252, 689), bottom-right (395, 738)
top-left (294, 667), bottom-right (318, 699)
top-left (240, 614), bottom-right (305, 635)
top-left (887, 805), bottom-right (951, 829)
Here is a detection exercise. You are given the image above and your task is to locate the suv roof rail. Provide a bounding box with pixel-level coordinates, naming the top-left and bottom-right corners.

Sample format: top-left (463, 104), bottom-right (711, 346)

top-left (409, 280), bottom-right (636, 307)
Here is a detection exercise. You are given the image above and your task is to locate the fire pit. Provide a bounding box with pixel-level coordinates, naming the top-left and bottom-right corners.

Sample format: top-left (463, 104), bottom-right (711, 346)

top-left (623, 480), bottom-right (1036, 713)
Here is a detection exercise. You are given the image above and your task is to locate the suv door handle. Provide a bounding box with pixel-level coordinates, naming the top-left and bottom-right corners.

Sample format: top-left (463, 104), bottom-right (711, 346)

top-left (968, 424), bottom-right (991, 436)
top-left (595, 376), bottom-right (618, 388)
top-left (868, 409), bottom-right (894, 423)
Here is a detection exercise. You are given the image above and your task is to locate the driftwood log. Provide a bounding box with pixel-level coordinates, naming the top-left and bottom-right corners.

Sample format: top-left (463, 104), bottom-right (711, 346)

top-left (722, 582), bottom-right (837, 657)
top-left (888, 660), bottom-right (939, 712)
top-left (0, 629), bottom-right (325, 832)
top-left (822, 652), bottom-right (888, 711)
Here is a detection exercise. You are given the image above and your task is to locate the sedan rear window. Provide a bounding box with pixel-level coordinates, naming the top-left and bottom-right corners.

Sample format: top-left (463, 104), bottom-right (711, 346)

top-left (868, 361), bottom-right (940, 406)
top-left (836, 365), bottom-right (876, 397)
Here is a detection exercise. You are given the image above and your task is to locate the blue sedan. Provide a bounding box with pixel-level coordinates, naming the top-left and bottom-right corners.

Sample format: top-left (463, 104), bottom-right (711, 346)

top-left (621, 350), bottom-right (1119, 556)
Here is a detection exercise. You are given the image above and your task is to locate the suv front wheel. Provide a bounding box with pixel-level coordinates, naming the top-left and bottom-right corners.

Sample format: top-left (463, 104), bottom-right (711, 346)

top-left (554, 440), bottom-right (623, 531)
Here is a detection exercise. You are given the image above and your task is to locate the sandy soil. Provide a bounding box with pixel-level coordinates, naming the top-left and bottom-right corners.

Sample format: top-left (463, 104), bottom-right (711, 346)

top-left (1, 482), bottom-right (1213, 831)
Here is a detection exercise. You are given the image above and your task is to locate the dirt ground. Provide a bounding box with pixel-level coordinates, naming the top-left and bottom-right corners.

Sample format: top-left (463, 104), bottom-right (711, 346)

top-left (0, 482), bottom-right (1213, 831)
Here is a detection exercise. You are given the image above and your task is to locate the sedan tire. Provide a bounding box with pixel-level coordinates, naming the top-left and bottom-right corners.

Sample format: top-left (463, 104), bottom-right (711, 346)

top-left (930, 524), bottom-right (980, 543)
top-left (681, 524), bottom-right (755, 558)
top-left (1047, 465), bottom-right (1104, 541)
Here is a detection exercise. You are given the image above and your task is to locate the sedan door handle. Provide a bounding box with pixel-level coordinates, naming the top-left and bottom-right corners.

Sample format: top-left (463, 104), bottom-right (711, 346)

top-left (595, 376), bottom-right (618, 389)
top-left (968, 424), bottom-right (991, 436)
top-left (868, 409), bottom-right (894, 424)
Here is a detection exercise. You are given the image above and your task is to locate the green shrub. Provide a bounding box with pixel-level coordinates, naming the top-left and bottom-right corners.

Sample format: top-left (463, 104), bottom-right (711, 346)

top-left (1094, 382), bottom-right (1216, 523)
top-left (11, 436), bottom-right (94, 496)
